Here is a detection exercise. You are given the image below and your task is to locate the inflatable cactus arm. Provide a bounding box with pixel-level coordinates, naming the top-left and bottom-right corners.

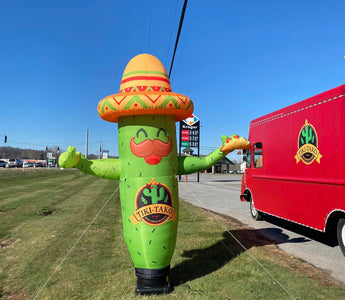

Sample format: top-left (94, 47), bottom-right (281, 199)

top-left (178, 147), bottom-right (224, 175)
top-left (178, 134), bottom-right (249, 175)
top-left (59, 146), bottom-right (121, 180)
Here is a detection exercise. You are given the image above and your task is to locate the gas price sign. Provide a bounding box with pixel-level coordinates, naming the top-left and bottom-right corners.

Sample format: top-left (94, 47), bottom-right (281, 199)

top-left (179, 114), bottom-right (200, 148)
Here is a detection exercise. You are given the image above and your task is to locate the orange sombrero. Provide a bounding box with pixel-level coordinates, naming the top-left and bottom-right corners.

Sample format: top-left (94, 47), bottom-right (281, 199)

top-left (97, 54), bottom-right (194, 123)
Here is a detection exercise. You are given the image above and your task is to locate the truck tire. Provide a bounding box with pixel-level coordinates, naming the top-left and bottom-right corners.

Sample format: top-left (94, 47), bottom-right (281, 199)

top-left (337, 218), bottom-right (345, 256)
top-left (250, 197), bottom-right (263, 221)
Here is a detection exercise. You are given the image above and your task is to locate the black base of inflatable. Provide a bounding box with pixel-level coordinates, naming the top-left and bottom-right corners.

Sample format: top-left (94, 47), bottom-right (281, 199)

top-left (135, 266), bottom-right (171, 295)
top-left (135, 277), bottom-right (171, 295)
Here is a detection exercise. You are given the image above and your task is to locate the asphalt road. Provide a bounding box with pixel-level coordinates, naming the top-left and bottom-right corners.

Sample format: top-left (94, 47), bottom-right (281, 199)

top-left (178, 173), bottom-right (345, 286)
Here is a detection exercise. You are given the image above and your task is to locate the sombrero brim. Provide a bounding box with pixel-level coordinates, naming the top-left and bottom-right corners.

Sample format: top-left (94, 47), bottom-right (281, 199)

top-left (97, 91), bottom-right (194, 123)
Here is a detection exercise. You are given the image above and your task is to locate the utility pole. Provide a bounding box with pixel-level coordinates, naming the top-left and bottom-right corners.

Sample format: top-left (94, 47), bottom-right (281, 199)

top-left (85, 129), bottom-right (89, 159)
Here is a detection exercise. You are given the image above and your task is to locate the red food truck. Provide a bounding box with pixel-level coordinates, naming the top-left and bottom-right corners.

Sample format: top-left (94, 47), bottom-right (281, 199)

top-left (240, 84), bottom-right (345, 255)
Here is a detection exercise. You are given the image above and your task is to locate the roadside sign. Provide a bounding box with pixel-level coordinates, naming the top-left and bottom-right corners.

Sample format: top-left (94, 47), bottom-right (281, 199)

top-left (182, 114), bottom-right (199, 126)
top-left (102, 150), bottom-right (109, 159)
top-left (179, 114), bottom-right (201, 182)
top-left (179, 114), bottom-right (200, 148)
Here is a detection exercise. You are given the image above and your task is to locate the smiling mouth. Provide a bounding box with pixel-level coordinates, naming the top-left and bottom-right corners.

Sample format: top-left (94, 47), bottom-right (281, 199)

top-left (144, 153), bottom-right (162, 165)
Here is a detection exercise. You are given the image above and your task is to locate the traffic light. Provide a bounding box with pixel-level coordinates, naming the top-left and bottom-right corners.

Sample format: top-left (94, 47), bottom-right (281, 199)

top-left (57, 147), bottom-right (60, 151)
top-left (46, 146), bottom-right (48, 151)
top-left (4, 136), bottom-right (7, 143)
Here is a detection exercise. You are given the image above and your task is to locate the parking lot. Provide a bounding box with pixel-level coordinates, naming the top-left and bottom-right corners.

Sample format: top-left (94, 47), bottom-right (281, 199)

top-left (0, 160), bottom-right (54, 168)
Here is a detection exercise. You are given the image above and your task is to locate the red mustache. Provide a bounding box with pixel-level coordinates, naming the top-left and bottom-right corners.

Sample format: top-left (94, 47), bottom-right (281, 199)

top-left (130, 137), bottom-right (172, 160)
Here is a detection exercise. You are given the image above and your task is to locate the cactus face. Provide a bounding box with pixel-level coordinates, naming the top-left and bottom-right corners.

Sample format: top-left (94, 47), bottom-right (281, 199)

top-left (119, 115), bottom-right (178, 179)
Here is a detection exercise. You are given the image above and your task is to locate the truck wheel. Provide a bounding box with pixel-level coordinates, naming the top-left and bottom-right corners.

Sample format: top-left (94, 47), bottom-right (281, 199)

top-left (337, 218), bottom-right (345, 256)
top-left (250, 198), bottom-right (263, 221)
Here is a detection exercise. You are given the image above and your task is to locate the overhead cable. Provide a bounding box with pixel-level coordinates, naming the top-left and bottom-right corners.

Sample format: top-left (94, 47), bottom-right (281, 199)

top-left (168, 0), bottom-right (188, 78)
top-left (164, 0), bottom-right (179, 66)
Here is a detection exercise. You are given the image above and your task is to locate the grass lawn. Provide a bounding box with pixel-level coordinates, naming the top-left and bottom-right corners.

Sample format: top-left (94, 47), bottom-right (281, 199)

top-left (1, 168), bottom-right (345, 299)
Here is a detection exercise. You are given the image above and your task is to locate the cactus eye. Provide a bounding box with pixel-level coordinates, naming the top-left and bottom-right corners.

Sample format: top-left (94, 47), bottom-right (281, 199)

top-left (136, 128), bottom-right (148, 139)
top-left (157, 128), bottom-right (167, 138)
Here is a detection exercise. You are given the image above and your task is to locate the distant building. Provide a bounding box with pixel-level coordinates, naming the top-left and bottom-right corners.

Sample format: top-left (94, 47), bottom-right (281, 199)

top-left (207, 156), bottom-right (234, 173)
top-left (182, 147), bottom-right (194, 156)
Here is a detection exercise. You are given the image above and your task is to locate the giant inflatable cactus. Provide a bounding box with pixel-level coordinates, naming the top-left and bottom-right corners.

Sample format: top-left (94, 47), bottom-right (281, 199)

top-left (59, 54), bottom-right (249, 294)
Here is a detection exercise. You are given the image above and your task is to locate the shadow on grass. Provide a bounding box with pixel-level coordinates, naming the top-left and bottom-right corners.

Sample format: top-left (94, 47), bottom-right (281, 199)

top-left (171, 228), bottom-right (309, 287)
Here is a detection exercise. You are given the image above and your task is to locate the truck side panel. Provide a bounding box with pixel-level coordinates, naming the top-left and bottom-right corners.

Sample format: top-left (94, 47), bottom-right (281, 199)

top-left (244, 84), bottom-right (345, 231)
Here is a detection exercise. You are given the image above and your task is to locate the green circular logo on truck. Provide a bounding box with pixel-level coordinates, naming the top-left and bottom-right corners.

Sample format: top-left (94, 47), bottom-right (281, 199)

top-left (295, 119), bottom-right (322, 165)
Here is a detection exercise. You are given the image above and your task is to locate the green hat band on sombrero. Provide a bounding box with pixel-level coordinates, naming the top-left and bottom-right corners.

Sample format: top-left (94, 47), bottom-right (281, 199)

top-left (97, 54), bottom-right (194, 123)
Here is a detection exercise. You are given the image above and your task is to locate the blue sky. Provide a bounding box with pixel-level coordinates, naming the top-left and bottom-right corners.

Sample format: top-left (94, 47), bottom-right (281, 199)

top-left (1, 0), bottom-right (344, 160)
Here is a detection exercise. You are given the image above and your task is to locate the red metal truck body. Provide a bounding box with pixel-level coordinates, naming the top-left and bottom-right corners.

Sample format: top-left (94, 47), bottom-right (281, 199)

top-left (241, 84), bottom-right (345, 233)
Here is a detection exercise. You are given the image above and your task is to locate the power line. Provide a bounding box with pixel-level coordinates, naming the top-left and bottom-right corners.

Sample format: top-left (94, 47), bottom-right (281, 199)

top-left (164, 0), bottom-right (179, 66)
top-left (168, 0), bottom-right (189, 78)
top-left (172, 0), bottom-right (199, 76)
top-left (148, 0), bottom-right (153, 53)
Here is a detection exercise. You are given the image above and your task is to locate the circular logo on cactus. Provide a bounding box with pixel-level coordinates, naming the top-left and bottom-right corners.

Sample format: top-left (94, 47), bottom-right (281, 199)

top-left (295, 119), bottom-right (322, 165)
top-left (130, 179), bottom-right (176, 226)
